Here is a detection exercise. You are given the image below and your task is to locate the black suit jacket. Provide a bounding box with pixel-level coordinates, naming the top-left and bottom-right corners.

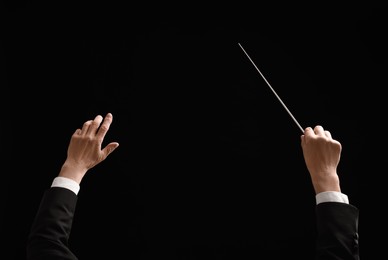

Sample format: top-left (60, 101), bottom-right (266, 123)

top-left (27, 187), bottom-right (78, 260)
top-left (26, 187), bottom-right (360, 260)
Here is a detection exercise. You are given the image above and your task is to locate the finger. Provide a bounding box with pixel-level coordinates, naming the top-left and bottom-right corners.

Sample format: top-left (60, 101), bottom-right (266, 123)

top-left (95, 113), bottom-right (113, 140)
top-left (303, 127), bottom-right (313, 134)
top-left (300, 134), bottom-right (305, 145)
top-left (80, 120), bottom-right (93, 136)
top-left (333, 139), bottom-right (342, 151)
top-left (313, 125), bottom-right (325, 136)
top-left (301, 127), bottom-right (312, 145)
top-left (324, 130), bottom-right (332, 139)
top-left (86, 115), bottom-right (103, 136)
top-left (73, 128), bottom-right (82, 136)
top-left (302, 126), bottom-right (313, 138)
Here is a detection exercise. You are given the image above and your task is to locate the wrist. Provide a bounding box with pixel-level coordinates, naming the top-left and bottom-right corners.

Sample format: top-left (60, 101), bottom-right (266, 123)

top-left (312, 174), bottom-right (341, 194)
top-left (58, 162), bottom-right (88, 184)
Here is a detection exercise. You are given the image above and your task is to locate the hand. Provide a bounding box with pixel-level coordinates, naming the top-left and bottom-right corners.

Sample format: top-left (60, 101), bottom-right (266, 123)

top-left (301, 125), bottom-right (341, 194)
top-left (58, 113), bottom-right (119, 184)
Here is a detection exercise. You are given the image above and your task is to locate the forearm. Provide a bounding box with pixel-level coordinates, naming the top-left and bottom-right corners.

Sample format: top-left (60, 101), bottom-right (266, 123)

top-left (27, 187), bottom-right (79, 260)
top-left (315, 202), bottom-right (360, 260)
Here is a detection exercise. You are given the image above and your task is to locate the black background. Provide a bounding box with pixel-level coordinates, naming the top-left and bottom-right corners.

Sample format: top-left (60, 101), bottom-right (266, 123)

top-left (2, 2), bottom-right (387, 259)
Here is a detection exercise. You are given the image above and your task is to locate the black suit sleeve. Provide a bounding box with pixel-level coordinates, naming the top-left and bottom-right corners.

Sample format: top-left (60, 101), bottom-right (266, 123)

top-left (315, 202), bottom-right (360, 260)
top-left (27, 187), bottom-right (79, 260)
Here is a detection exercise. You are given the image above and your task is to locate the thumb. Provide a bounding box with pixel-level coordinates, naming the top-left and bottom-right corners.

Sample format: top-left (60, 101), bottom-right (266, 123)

top-left (103, 142), bottom-right (120, 158)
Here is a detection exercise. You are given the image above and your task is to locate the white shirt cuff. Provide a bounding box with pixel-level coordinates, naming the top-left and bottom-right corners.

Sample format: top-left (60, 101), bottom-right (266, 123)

top-left (316, 191), bottom-right (349, 205)
top-left (51, 176), bottom-right (80, 195)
